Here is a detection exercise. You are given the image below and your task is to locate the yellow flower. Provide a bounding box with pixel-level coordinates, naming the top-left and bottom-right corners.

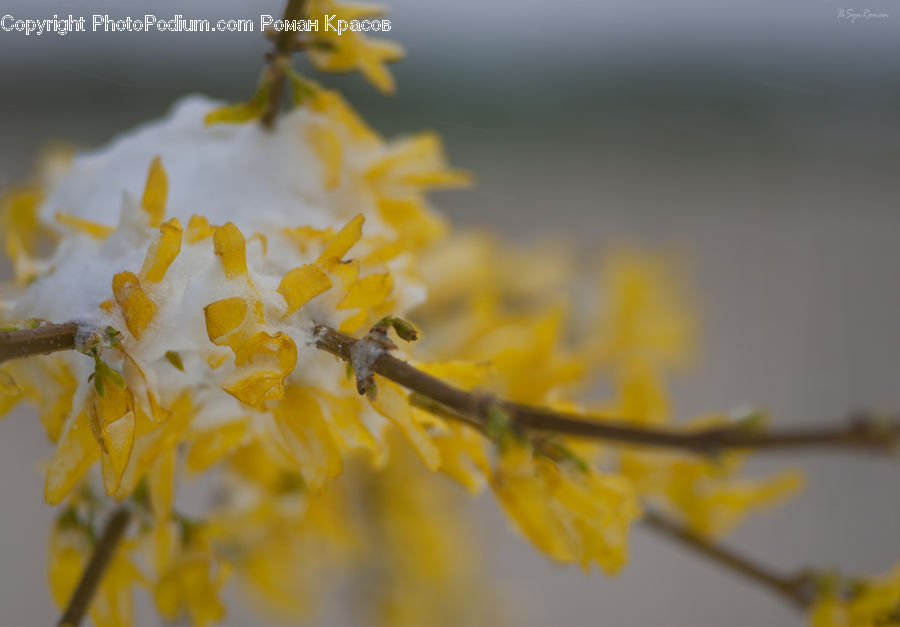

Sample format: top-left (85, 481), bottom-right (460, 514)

top-left (0, 27), bottom-right (829, 627)
top-left (0, 186), bottom-right (54, 283)
top-left (48, 508), bottom-right (144, 627)
top-left (154, 523), bottom-right (229, 626)
top-left (492, 443), bottom-right (641, 574)
top-left (810, 564), bottom-right (900, 627)
top-left (306, 0), bottom-right (404, 94)
top-left (612, 361), bottom-right (804, 538)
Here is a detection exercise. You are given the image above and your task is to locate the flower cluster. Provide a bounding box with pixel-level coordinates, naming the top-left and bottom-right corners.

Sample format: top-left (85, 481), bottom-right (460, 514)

top-left (0, 2), bottom-right (896, 625)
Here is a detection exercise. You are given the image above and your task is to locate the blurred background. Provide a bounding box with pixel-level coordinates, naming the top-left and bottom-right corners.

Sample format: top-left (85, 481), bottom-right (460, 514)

top-left (1, 0), bottom-right (899, 625)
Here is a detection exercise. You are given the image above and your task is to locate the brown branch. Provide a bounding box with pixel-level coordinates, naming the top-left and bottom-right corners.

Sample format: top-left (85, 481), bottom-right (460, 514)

top-left (261, 0), bottom-right (309, 128)
top-left (0, 322), bottom-right (77, 364)
top-left (0, 321), bottom-right (897, 455)
top-left (313, 325), bottom-right (900, 457)
top-left (642, 508), bottom-right (813, 609)
top-left (57, 507), bottom-right (132, 627)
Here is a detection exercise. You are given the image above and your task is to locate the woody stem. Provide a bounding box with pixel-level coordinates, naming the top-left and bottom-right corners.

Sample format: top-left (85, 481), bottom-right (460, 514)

top-left (0, 322), bottom-right (79, 363)
top-left (57, 507), bottom-right (132, 627)
top-left (0, 322), bottom-right (897, 456)
top-left (312, 325), bottom-right (900, 456)
top-left (261, 0), bottom-right (309, 128)
top-left (642, 509), bottom-right (813, 608)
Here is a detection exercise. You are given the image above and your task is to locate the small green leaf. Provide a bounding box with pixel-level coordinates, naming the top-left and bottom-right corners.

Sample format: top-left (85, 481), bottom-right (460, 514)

top-left (286, 69), bottom-right (320, 106)
top-left (375, 316), bottom-right (419, 342)
top-left (278, 471), bottom-right (306, 494)
top-left (104, 326), bottom-right (122, 347)
top-left (92, 356), bottom-right (124, 396)
top-left (486, 404), bottom-right (515, 447)
top-left (365, 380), bottom-right (378, 401)
top-left (164, 350), bottom-right (185, 371)
top-left (204, 81), bottom-right (271, 125)
top-left (132, 477), bottom-right (151, 510)
top-left (56, 506), bottom-right (81, 530)
top-left (97, 362), bottom-right (124, 388)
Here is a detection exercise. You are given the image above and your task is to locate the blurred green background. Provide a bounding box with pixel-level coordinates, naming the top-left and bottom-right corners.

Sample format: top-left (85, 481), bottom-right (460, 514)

top-left (1, 1), bottom-right (899, 625)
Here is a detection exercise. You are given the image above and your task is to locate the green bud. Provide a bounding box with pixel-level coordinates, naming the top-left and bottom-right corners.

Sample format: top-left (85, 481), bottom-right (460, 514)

top-left (165, 350), bottom-right (185, 371)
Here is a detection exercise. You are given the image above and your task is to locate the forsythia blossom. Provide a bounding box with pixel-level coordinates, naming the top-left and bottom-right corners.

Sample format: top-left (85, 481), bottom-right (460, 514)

top-left (810, 564), bottom-right (900, 627)
top-left (0, 4), bottom-right (892, 625)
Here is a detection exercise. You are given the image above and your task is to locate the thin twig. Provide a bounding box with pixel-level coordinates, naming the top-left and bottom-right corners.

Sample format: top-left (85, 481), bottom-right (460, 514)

top-left (0, 322), bottom-right (897, 455)
top-left (313, 325), bottom-right (900, 456)
top-left (261, 0), bottom-right (308, 128)
top-left (0, 322), bottom-right (78, 364)
top-left (642, 508), bottom-right (813, 609)
top-left (57, 507), bottom-right (132, 627)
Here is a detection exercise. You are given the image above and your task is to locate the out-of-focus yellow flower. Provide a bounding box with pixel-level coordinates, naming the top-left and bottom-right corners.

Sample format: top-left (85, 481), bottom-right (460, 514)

top-left (364, 432), bottom-right (496, 626)
top-left (588, 248), bottom-right (696, 370)
top-left (49, 508), bottom-right (144, 627)
top-left (154, 523), bottom-right (229, 627)
top-left (810, 564), bottom-right (900, 627)
top-left (0, 186), bottom-right (54, 283)
top-left (610, 360), bottom-right (803, 537)
top-left (306, 1), bottom-right (404, 94)
top-left (492, 443), bottom-right (640, 574)
top-left (0, 20), bottom-right (826, 625)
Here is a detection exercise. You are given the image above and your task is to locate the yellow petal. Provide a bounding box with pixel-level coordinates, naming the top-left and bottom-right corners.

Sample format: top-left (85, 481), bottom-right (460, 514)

top-left (316, 213), bottom-right (364, 265)
top-left (369, 377), bottom-right (440, 471)
top-left (338, 309), bottom-right (370, 334)
top-left (204, 296), bottom-right (247, 342)
top-left (337, 272), bottom-right (393, 310)
top-left (99, 411), bottom-right (135, 496)
top-left (1, 186), bottom-right (49, 283)
top-left (45, 412), bottom-right (100, 504)
top-left (90, 552), bottom-right (142, 627)
top-left (417, 360), bottom-right (495, 389)
top-left (140, 156), bottom-right (168, 227)
top-left (123, 355), bottom-right (162, 423)
top-left (376, 196), bottom-right (446, 247)
top-left (37, 361), bottom-right (78, 442)
top-left (0, 369), bottom-right (22, 399)
top-left (55, 212), bottom-right (114, 239)
top-left (367, 132), bottom-right (472, 190)
top-left (307, 125), bottom-right (343, 189)
top-left (213, 222), bottom-right (248, 278)
top-left (278, 264), bottom-right (333, 316)
top-left (149, 447), bottom-right (176, 520)
top-left (235, 331), bottom-right (297, 374)
top-left (223, 370), bottom-right (286, 406)
top-left (186, 215), bottom-right (215, 243)
top-left (308, 88), bottom-right (379, 145)
top-left (247, 232), bottom-right (268, 256)
top-left (328, 258), bottom-right (360, 290)
top-left (432, 423), bottom-right (489, 494)
top-left (273, 386), bottom-right (342, 491)
top-left (90, 372), bottom-right (133, 431)
top-left (49, 527), bottom-right (88, 608)
top-left (140, 218), bottom-right (183, 283)
top-left (491, 448), bottom-right (576, 562)
top-left (186, 422), bottom-right (248, 473)
top-left (281, 225), bottom-right (334, 254)
top-left (318, 390), bottom-right (377, 452)
top-left (112, 271), bottom-right (157, 339)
